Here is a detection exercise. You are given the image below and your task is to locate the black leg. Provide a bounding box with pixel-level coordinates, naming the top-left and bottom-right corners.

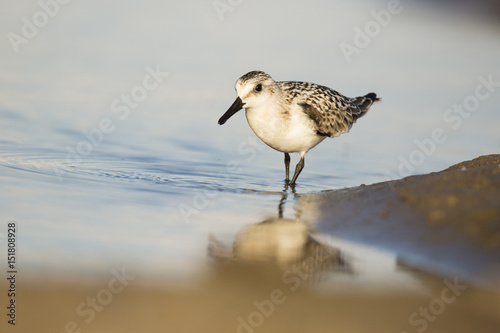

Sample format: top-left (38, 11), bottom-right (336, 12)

top-left (290, 155), bottom-right (305, 186)
top-left (284, 153), bottom-right (290, 183)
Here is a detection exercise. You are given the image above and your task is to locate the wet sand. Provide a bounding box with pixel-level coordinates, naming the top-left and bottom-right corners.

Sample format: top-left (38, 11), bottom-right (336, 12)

top-left (1, 268), bottom-right (499, 333)
top-left (301, 154), bottom-right (500, 286)
top-left (2, 155), bottom-right (500, 333)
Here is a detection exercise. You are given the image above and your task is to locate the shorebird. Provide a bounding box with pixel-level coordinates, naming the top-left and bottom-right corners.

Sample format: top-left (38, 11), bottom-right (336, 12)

top-left (218, 70), bottom-right (380, 186)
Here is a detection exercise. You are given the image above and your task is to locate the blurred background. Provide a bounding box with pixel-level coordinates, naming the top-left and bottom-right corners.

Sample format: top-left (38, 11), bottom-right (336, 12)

top-left (0, 0), bottom-right (499, 332)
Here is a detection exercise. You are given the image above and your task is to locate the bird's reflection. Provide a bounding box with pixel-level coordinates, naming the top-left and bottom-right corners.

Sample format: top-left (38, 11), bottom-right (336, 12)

top-left (208, 192), bottom-right (351, 282)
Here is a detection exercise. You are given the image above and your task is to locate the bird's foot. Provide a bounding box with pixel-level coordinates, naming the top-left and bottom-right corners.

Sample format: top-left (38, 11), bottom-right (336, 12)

top-left (284, 180), bottom-right (296, 192)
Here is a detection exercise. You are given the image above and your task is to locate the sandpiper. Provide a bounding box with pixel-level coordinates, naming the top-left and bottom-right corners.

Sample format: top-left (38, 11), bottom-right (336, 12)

top-left (218, 70), bottom-right (380, 186)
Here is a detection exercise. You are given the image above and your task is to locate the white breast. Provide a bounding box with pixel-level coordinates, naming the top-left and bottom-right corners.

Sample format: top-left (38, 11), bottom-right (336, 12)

top-left (245, 104), bottom-right (326, 154)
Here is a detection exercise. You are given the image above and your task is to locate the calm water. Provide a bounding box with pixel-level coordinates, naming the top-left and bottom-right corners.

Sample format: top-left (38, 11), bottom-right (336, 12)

top-left (1, 0), bottom-right (499, 288)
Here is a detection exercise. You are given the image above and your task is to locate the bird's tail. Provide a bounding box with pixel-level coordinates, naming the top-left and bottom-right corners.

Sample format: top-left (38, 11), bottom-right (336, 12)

top-left (352, 93), bottom-right (380, 120)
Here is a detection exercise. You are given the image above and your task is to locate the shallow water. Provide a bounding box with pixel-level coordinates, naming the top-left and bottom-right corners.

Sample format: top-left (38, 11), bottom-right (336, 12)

top-left (1, 0), bottom-right (500, 293)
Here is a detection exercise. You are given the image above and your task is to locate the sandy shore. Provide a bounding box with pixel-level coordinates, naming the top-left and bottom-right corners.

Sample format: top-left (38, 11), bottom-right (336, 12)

top-left (301, 154), bottom-right (500, 286)
top-left (0, 267), bottom-right (499, 333)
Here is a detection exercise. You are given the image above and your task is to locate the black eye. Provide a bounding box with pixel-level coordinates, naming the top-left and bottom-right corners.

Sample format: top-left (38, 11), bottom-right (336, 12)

top-left (255, 84), bottom-right (262, 92)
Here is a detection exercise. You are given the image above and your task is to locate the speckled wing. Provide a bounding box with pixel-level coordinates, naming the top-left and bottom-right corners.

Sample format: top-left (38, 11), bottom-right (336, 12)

top-left (278, 81), bottom-right (378, 138)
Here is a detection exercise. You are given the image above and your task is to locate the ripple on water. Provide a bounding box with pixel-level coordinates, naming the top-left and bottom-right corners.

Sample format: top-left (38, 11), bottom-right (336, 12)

top-left (0, 147), bottom-right (273, 197)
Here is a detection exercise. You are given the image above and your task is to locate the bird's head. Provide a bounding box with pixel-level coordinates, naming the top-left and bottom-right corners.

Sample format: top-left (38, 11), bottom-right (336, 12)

top-left (218, 71), bottom-right (278, 125)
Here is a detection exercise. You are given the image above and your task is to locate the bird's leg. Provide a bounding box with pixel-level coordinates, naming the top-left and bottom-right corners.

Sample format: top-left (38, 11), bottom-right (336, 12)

top-left (284, 153), bottom-right (291, 183)
top-left (290, 154), bottom-right (305, 186)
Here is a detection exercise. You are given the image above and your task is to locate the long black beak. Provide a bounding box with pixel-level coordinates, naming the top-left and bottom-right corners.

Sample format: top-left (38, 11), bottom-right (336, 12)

top-left (218, 97), bottom-right (245, 125)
